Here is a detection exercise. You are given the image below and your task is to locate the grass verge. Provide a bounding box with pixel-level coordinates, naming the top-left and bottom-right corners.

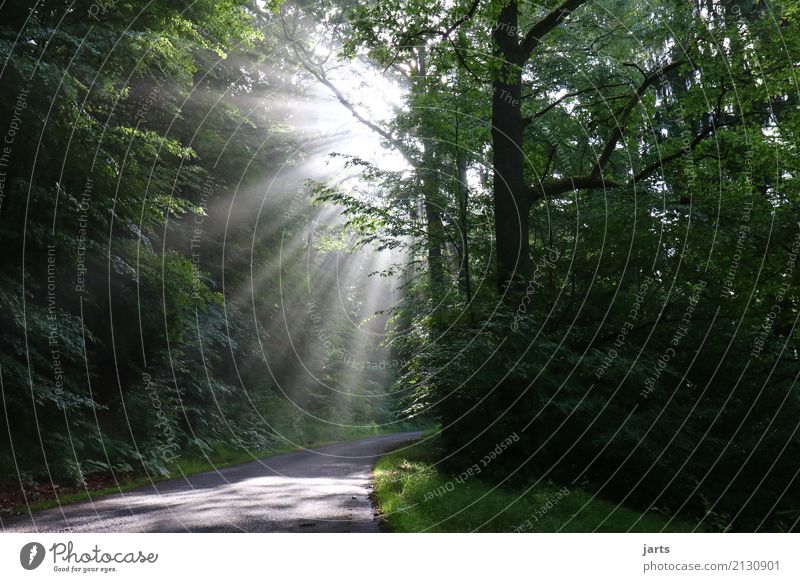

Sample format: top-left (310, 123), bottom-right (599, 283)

top-left (373, 436), bottom-right (701, 532)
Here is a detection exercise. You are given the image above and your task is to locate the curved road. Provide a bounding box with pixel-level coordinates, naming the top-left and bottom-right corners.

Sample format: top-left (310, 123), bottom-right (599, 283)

top-left (1, 432), bottom-right (420, 533)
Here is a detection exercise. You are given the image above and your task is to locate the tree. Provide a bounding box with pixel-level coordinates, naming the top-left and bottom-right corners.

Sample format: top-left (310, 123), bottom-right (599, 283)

top-left (332, 0), bottom-right (800, 530)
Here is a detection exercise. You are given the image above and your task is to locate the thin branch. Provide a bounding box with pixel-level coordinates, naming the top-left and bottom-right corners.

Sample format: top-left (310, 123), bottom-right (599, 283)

top-left (276, 13), bottom-right (416, 162)
top-left (522, 82), bottom-right (631, 123)
top-left (591, 60), bottom-right (684, 178)
top-left (448, 39), bottom-right (482, 83)
top-left (586, 26), bottom-right (625, 55)
top-left (385, 0), bottom-right (482, 72)
top-left (304, 61), bottom-right (394, 143)
top-left (443, 0), bottom-right (482, 37)
top-left (633, 125), bottom-right (716, 183)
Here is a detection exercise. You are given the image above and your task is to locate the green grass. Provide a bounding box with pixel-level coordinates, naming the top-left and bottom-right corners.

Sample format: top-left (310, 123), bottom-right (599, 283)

top-left (374, 436), bottom-right (702, 532)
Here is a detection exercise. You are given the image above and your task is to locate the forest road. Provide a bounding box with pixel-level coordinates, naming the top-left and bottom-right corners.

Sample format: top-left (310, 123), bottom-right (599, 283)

top-left (1, 432), bottom-right (422, 533)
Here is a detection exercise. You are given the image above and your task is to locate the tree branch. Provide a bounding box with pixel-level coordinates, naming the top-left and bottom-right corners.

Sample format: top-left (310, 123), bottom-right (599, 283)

top-left (535, 175), bottom-right (624, 199)
top-left (443, 0), bottom-right (482, 37)
top-left (519, 0), bottom-right (592, 62)
top-left (448, 39), bottom-right (482, 83)
top-left (530, 60), bottom-right (684, 201)
top-left (633, 125), bottom-right (716, 183)
top-left (532, 114), bottom-right (731, 202)
top-left (275, 11), bottom-right (417, 162)
top-left (591, 60), bottom-right (683, 177)
top-left (522, 81), bottom-right (631, 123)
top-left (385, 0), bottom-right (482, 72)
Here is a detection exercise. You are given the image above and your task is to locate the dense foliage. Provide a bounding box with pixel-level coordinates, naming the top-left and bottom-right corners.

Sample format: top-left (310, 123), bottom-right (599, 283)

top-left (309, 0), bottom-right (800, 531)
top-left (0, 0), bottom-right (397, 490)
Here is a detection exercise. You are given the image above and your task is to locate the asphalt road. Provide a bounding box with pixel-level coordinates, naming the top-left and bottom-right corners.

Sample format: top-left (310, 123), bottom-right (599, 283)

top-left (1, 432), bottom-right (421, 533)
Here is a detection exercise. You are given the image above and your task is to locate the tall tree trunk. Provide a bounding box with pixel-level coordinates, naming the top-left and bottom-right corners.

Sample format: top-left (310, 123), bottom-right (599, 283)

top-left (415, 44), bottom-right (446, 292)
top-left (456, 145), bottom-right (472, 307)
top-left (491, 1), bottom-right (532, 295)
top-left (424, 194), bottom-right (446, 290)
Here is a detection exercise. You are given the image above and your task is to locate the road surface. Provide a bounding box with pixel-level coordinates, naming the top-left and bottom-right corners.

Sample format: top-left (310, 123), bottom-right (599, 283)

top-left (1, 432), bottom-right (420, 533)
